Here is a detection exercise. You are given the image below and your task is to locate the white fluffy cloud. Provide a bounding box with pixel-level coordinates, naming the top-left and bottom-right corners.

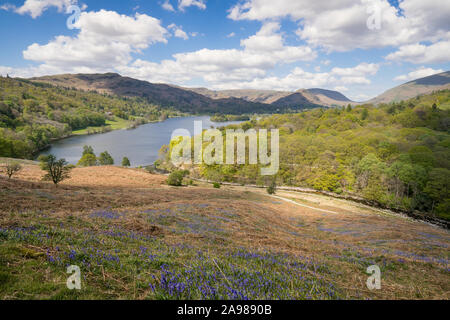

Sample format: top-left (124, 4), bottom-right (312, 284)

top-left (168, 24), bottom-right (189, 40)
top-left (1, 3), bottom-right (380, 96)
top-left (161, 0), bottom-right (175, 12)
top-left (118, 52), bottom-right (378, 93)
top-left (239, 23), bottom-right (316, 63)
top-left (386, 41), bottom-right (450, 64)
top-left (0, 4), bottom-right (16, 11)
top-left (21, 10), bottom-right (168, 72)
top-left (117, 22), bottom-right (317, 86)
top-left (174, 29), bottom-right (188, 40)
top-left (228, 0), bottom-right (450, 52)
top-left (1, 0), bottom-right (77, 18)
top-left (0, 63), bottom-right (99, 78)
top-left (394, 67), bottom-right (444, 82)
top-left (178, 0), bottom-right (206, 11)
top-left (0, 65), bottom-right (30, 78)
top-left (334, 86), bottom-right (349, 92)
top-left (202, 63), bottom-right (379, 91)
top-left (331, 63), bottom-right (379, 84)
top-left (7, 12), bottom-right (378, 94)
top-left (5, 18), bottom-right (319, 89)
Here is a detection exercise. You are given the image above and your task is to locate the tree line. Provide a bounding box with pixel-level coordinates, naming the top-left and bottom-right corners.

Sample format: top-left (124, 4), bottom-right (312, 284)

top-left (77, 145), bottom-right (130, 167)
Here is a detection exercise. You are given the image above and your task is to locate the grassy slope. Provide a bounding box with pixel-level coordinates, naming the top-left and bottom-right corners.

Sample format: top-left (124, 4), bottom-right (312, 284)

top-left (0, 165), bottom-right (448, 300)
top-left (0, 158), bottom-right (37, 165)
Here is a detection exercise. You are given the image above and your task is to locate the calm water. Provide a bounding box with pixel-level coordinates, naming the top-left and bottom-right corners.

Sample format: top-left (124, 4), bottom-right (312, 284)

top-left (38, 116), bottom-right (243, 167)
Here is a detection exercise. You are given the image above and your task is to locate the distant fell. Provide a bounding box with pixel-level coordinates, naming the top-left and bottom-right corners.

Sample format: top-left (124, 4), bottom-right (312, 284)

top-left (368, 71), bottom-right (450, 105)
top-left (186, 87), bottom-right (353, 107)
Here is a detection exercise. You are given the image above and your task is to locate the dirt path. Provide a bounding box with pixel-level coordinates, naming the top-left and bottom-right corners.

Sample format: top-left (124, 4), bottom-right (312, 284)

top-left (269, 195), bottom-right (341, 214)
top-left (220, 183), bottom-right (438, 227)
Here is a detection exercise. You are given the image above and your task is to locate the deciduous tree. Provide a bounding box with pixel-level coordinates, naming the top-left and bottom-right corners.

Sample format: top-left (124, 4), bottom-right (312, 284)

top-left (38, 155), bottom-right (72, 187)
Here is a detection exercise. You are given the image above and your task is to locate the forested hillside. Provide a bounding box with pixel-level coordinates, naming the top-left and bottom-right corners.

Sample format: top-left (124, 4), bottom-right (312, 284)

top-left (162, 90), bottom-right (450, 220)
top-left (0, 77), bottom-right (174, 159)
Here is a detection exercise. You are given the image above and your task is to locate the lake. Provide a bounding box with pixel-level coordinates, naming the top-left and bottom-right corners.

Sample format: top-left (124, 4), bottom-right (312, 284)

top-left (38, 116), bottom-right (244, 167)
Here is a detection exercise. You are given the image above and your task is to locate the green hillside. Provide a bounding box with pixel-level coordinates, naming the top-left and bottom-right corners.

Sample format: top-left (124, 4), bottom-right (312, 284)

top-left (163, 90), bottom-right (450, 220)
top-left (0, 77), bottom-right (179, 159)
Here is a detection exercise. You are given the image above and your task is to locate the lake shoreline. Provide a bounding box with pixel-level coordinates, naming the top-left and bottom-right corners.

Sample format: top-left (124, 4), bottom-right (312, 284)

top-left (33, 116), bottom-right (188, 159)
top-left (37, 116), bottom-right (245, 166)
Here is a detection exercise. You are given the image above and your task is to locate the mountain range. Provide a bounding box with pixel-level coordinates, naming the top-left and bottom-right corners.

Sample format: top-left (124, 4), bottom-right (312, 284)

top-left (30, 73), bottom-right (321, 115)
top-left (29, 71), bottom-right (450, 114)
top-left (184, 87), bottom-right (353, 107)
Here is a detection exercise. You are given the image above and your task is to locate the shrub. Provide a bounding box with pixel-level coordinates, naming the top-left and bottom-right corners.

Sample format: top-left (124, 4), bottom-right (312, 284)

top-left (167, 170), bottom-right (187, 186)
top-left (267, 181), bottom-right (277, 195)
top-left (122, 157), bottom-right (131, 167)
top-left (213, 182), bottom-right (221, 189)
top-left (145, 165), bottom-right (155, 174)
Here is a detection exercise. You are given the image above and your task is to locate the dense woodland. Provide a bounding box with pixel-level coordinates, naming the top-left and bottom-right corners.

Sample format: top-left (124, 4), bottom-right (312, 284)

top-left (160, 90), bottom-right (450, 220)
top-left (0, 77), bottom-right (179, 159)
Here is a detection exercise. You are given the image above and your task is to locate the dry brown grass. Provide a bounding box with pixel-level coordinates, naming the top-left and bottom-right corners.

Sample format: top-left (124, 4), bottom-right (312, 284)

top-left (0, 165), bottom-right (242, 213)
top-left (4, 165), bottom-right (167, 186)
top-left (0, 164), bottom-right (449, 300)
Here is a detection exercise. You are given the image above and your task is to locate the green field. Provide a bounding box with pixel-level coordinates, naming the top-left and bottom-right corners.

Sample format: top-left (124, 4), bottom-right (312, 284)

top-left (72, 117), bottom-right (132, 136)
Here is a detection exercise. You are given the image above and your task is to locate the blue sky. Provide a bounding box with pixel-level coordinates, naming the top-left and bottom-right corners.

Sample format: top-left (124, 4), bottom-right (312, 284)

top-left (0, 0), bottom-right (449, 101)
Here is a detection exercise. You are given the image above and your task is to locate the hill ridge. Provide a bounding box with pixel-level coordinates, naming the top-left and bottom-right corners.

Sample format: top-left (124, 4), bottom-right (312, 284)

top-left (30, 73), bottom-right (322, 113)
top-left (368, 71), bottom-right (450, 104)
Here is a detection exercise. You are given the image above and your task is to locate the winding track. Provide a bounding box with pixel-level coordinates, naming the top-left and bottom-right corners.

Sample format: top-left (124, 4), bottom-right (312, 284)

top-left (269, 195), bottom-right (341, 215)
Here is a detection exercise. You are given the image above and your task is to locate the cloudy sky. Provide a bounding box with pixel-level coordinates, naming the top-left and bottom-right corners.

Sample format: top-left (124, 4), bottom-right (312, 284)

top-left (0, 0), bottom-right (449, 101)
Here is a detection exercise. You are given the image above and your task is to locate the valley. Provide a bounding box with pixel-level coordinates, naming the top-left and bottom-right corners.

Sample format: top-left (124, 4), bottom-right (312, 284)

top-left (1, 0), bottom-right (449, 305)
top-left (1, 71), bottom-right (449, 301)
